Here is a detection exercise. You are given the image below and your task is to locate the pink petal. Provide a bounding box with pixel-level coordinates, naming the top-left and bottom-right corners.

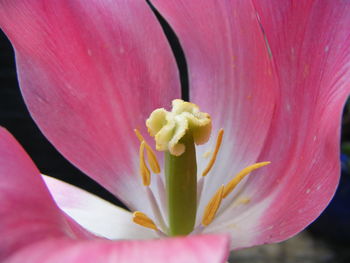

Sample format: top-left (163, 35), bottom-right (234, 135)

top-left (150, 0), bottom-right (277, 216)
top-left (42, 175), bottom-right (157, 240)
top-left (206, 0), bottom-right (350, 249)
top-left (0, 0), bottom-right (180, 214)
top-left (0, 128), bottom-right (93, 261)
top-left (1, 128), bottom-right (230, 262)
top-left (6, 235), bottom-right (230, 263)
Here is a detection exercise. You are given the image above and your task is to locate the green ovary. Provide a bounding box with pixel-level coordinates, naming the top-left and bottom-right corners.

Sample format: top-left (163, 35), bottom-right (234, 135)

top-left (165, 132), bottom-right (197, 235)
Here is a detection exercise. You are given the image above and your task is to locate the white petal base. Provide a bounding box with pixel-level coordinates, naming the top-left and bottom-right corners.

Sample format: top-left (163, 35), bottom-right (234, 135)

top-left (42, 175), bottom-right (157, 240)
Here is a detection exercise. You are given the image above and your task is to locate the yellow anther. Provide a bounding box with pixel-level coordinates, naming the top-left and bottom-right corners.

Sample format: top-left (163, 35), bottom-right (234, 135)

top-left (202, 185), bottom-right (225, 226)
top-left (134, 128), bottom-right (144, 142)
top-left (132, 211), bottom-right (158, 231)
top-left (134, 129), bottom-right (160, 174)
top-left (144, 143), bottom-right (160, 174)
top-left (201, 129), bottom-right (224, 177)
top-left (223, 162), bottom-right (271, 198)
top-left (139, 141), bottom-right (151, 186)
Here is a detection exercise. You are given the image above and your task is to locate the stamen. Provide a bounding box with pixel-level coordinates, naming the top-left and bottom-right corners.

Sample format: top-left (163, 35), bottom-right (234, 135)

top-left (139, 141), bottom-right (151, 186)
top-left (190, 224), bottom-right (205, 235)
top-left (134, 129), bottom-right (160, 174)
top-left (155, 175), bottom-right (167, 219)
top-left (132, 211), bottom-right (158, 231)
top-left (134, 128), bottom-right (145, 142)
top-left (201, 129), bottom-right (224, 177)
top-left (223, 162), bottom-right (271, 198)
top-left (144, 143), bottom-right (161, 174)
top-left (134, 129), bottom-right (145, 142)
top-left (197, 176), bottom-right (205, 206)
top-left (145, 187), bottom-right (168, 233)
top-left (202, 185), bottom-right (225, 226)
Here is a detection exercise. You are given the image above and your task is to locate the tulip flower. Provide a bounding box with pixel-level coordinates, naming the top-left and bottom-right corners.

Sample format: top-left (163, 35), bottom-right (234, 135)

top-left (1, 0), bottom-right (349, 262)
top-left (0, 127), bottom-right (229, 262)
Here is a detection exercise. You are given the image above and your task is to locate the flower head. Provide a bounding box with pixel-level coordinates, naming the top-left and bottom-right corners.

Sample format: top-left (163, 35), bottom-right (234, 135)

top-left (0, 0), bottom-right (350, 261)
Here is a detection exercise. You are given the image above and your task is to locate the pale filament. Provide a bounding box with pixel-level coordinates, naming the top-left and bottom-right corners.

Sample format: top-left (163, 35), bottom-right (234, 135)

top-left (201, 129), bottom-right (224, 177)
top-left (196, 129), bottom-right (270, 228)
top-left (200, 161), bottom-right (270, 227)
top-left (134, 129), bottom-right (167, 235)
top-left (197, 129), bottom-right (225, 205)
top-left (132, 211), bottom-right (167, 237)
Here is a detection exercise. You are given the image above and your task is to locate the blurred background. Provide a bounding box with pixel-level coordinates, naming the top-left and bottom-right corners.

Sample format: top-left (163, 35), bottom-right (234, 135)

top-left (1, 27), bottom-right (349, 262)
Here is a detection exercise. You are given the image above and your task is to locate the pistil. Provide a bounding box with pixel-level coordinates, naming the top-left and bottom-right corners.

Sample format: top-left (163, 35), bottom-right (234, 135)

top-left (146, 99), bottom-right (211, 236)
top-left (165, 132), bottom-right (197, 236)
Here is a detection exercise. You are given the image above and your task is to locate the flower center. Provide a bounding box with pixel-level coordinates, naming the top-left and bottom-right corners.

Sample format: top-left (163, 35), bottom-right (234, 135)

top-left (132, 99), bottom-right (270, 236)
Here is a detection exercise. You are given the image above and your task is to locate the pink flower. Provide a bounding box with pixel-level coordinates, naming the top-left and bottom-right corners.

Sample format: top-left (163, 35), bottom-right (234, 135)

top-left (0, 0), bottom-right (349, 262)
top-left (0, 128), bottom-right (229, 263)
